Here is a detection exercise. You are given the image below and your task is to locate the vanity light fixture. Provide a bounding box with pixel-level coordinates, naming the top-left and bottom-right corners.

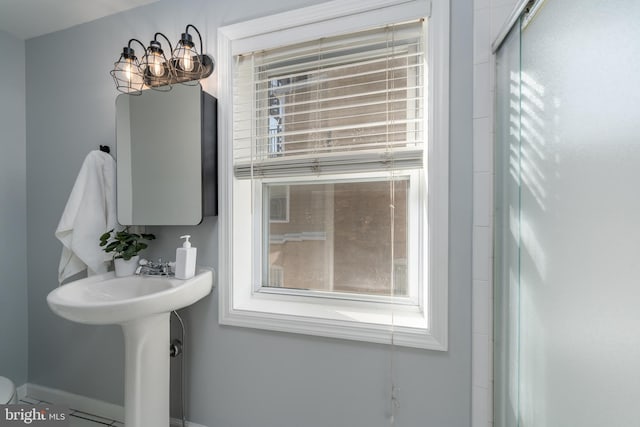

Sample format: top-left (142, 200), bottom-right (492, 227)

top-left (110, 24), bottom-right (214, 95)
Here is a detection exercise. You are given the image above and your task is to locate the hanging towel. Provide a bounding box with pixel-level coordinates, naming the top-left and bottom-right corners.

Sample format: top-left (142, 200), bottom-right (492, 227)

top-left (55, 150), bottom-right (118, 284)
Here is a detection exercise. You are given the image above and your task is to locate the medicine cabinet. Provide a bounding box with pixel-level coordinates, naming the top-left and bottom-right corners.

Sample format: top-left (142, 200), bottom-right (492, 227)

top-left (115, 84), bottom-right (217, 225)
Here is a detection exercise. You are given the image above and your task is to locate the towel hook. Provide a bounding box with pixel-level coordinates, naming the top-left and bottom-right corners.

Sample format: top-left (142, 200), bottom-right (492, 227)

top-left (99, 145), bottom-right (111, 154)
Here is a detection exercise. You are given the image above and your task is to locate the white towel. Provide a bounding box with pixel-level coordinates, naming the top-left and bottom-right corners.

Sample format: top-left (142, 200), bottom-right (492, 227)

top-left (55, 150), bottom-right (118, 284)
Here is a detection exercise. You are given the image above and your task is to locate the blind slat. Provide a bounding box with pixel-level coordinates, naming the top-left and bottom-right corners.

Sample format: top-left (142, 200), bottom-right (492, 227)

top-left (234, 105), bottom-right (425, 129)
top-left (234, 140), bottom-right (423, 161)
top-left (244, 21), bottom-right (423, 67)
top-left (234, 149), bottom-right (424, 179)
top-left (235, 118), bottom-right (422, 144)
top-left (236, 52), bottom-right (423, 89)
top-left (237, 62), bottom-right (424, 100)
top-left (234, 85), bottom-right (424, 118)
top-left (253, 49), bottom-right (424, 78)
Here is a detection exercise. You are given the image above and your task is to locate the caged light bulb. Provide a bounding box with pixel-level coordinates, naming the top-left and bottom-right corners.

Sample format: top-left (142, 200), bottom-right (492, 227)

top-left (111, 46), bottom-right (144, 93)
top-left (124, 59), bottom-right (133, 81)
top-left (179, 45), bottom-right (196, 72)
top-left (149, 52), bottom-right (165, 77)
top-left (120, 58), bottom-right (142, 90)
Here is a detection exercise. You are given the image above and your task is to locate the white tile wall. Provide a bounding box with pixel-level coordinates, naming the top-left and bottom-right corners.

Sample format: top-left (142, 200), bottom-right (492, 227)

top-left (490, 4), bottom-right (515, 40)
top-left (474, 118), bottom-right (493, 172)
top-left (473, 63), bottom-right (491, 119)
top-left (473, 172), bottom-right (492, 227)
top-left (472, 280), bottom-right (491, 335)
top-left (472, 226), bottom-right (492, 281)
top-left (471, 0), bottom-right (518, 426)
top-left (473, 7), bottom-right (492, 64)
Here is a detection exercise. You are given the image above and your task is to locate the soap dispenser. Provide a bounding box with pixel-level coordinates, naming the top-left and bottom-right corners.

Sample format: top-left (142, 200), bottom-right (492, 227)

top-left (175, 235), bottom-right (197, 279)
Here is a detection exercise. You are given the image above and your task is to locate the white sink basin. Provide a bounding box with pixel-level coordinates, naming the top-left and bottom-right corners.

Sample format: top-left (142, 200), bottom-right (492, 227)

top-left (46, 269), bottom-right (213, 427)
top-left (47, 270), bottom-right (213, 325)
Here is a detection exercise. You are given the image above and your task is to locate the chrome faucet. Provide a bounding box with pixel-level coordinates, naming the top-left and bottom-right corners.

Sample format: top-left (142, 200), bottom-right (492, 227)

top-left (135, 258), bottom-right (174, 276)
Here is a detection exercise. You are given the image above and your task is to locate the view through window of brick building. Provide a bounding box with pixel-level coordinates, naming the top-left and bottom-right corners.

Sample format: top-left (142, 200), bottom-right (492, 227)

top-left (264, 180), bottom-right (408, 296)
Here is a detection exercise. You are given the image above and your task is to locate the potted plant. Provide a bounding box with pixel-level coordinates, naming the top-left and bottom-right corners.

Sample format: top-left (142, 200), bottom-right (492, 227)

top-left (99, 227), bottom-right (156, 277)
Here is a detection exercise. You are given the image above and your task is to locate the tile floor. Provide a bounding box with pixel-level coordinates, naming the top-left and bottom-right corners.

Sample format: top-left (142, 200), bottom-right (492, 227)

top-left (19, 396), bottom-right (123, 426)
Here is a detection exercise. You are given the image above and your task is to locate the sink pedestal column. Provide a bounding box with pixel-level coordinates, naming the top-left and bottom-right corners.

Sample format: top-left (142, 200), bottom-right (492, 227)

top-left (121, 312), bottom-right (170, 427)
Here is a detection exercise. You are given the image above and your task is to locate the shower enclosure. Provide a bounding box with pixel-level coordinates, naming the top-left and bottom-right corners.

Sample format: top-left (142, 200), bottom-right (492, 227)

top-left (493, 1), bottom-right (640, 426)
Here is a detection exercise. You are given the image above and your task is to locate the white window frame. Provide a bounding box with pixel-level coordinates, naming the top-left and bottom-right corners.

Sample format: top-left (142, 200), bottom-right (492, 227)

top-left (218, 0), bottom-right (449, 350)
top-left (255, 171), bottom-right (421, 306)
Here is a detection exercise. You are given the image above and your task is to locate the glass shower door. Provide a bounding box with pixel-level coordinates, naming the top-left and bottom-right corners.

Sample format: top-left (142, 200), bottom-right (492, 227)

top-left (494, 1), bottom-right (640, 426)
top-left (494, 20), bottom-right (521, 427)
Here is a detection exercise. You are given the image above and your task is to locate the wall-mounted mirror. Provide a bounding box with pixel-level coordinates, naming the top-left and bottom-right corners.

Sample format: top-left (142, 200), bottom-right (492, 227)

top-left (116, 84), bottom-right (216, 225)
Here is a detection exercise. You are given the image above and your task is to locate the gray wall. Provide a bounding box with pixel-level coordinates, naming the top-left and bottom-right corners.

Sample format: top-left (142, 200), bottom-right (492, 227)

top-left (26, 0), bottom-right (473, 426)
top-left (0, 29), bottom-right (28, 387)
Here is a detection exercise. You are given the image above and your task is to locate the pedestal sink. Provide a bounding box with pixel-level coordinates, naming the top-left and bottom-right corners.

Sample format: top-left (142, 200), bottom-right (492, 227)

top-left (47, 269), bottom-right (213, 427)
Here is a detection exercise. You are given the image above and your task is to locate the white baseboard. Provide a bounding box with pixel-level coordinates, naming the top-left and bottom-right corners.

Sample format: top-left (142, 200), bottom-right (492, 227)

top-left (24, 383), bottom-right (208, 427)
top-left (170, 418), bottom-right (208, 427)
top-left (26, 383), bottom-right (124, 421)
top-left (171, 418), bottom-right (205, 427)
top-left (16, 383), bottom-right (28, 401)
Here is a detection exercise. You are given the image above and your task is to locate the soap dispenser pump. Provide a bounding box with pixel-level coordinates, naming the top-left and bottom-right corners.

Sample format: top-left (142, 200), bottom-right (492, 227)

top-left (175, 235), bottom-right (197, 280)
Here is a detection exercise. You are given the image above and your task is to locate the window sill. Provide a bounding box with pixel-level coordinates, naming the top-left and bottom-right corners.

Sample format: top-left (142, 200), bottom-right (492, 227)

top-left (219, 290), bottom-right (447, 350)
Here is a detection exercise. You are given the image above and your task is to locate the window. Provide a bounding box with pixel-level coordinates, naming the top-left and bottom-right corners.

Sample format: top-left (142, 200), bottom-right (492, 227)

top-left (218, 0), bottom-right (449, 350)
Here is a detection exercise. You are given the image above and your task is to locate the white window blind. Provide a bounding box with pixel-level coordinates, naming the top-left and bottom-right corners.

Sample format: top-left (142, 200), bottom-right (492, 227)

top-left (233, 20), bottom-right (425, 179)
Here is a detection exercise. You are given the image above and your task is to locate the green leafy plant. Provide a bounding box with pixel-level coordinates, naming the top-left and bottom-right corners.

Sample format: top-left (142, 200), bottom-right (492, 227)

top-left (99, 227), bottom-right (156, 261)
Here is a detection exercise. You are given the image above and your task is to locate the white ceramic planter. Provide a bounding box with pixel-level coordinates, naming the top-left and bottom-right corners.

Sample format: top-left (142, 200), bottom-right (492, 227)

top-left (114, 256), bottom-right (140, 277)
